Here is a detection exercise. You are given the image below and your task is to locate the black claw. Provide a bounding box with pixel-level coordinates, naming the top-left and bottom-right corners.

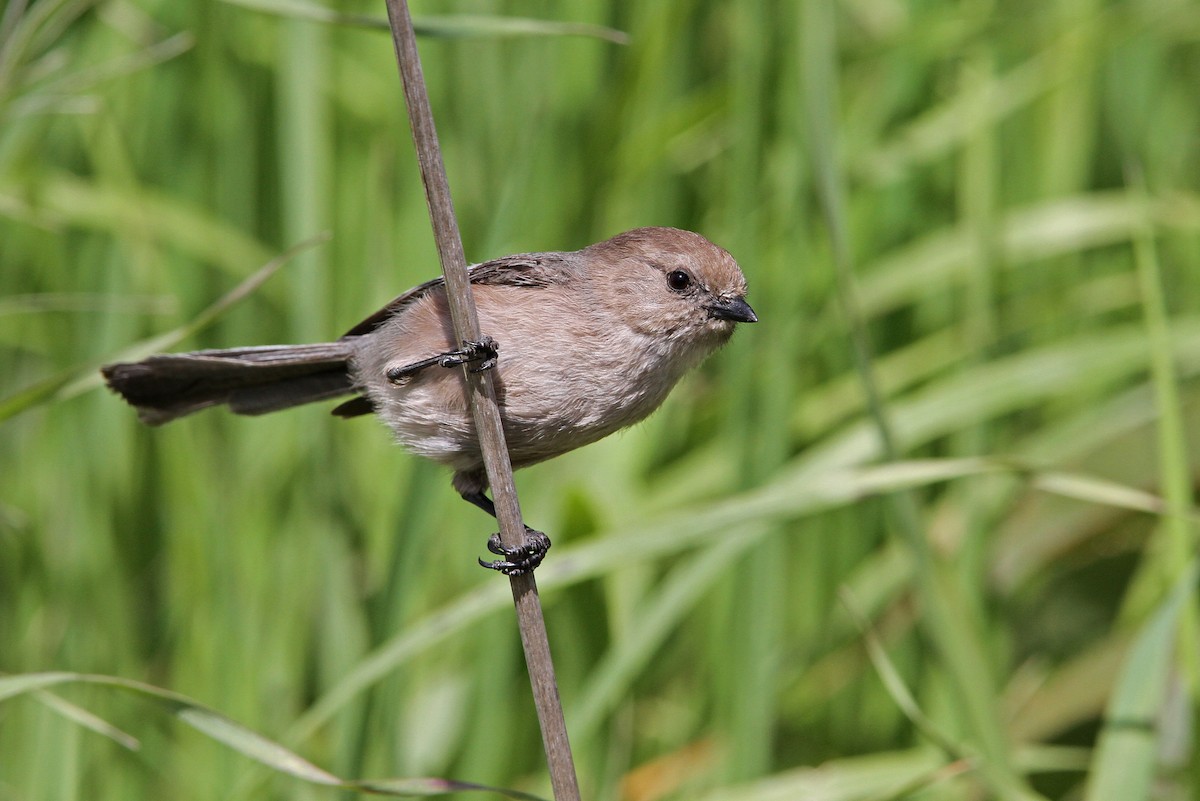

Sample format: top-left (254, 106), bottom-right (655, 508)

top-left (471, 353), bottom-right (498, 373)
top-left (478, 529), bottom-right (551, 576)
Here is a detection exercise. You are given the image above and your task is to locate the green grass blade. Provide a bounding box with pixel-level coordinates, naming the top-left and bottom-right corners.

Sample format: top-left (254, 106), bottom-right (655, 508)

top-left (569, 535), bottom-right (760, 741)
top-left (218, 0), bottom-right (629, 43)
top-left (33, 690), bottom-right (141, 751)
top-left (1083, 562), bottom-right (1198, 801)
top-left (0, 233), bottom-right (325, 421)
top-left (0, 672), bottom-right (549, 800)
top-left (1129, 168), bottom-right (1198, 575)
top-left (693, 747), bottom-right (948, 801)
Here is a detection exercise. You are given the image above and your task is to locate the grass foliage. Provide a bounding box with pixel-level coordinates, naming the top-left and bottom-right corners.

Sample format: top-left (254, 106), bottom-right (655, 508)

top-left (2, 0), bottom-right (1200, 799)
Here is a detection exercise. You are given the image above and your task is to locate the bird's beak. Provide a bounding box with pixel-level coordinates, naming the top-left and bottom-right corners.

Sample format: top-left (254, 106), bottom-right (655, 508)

top-left (707, 296), bottom-right (758, 323)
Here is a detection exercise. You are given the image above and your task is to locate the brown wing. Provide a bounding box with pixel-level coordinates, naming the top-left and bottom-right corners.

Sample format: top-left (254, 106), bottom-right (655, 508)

top-left (339, 275), bottom-right (445, 339)
top-left (338, 253), bottom-right (574, 339)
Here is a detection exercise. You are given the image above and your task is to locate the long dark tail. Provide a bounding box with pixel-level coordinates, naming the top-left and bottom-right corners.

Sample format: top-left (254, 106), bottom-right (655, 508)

top-left (101, 342), bottom-right (358, 426)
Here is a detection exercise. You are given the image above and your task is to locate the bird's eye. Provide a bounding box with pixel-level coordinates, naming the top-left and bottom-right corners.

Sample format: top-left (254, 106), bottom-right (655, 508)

top-left (666, 270), bottom-right (692, 292)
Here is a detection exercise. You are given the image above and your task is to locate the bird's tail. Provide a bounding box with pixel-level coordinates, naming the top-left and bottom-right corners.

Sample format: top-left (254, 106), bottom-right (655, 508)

top-left (101, 342), bottom-right (357, 426)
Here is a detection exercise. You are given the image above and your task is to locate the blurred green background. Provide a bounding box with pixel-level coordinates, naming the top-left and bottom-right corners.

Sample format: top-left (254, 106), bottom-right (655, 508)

top-left (2, 0), bottom-right (1200, 799)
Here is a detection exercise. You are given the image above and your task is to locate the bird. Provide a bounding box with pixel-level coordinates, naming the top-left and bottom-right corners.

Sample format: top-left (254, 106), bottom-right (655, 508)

top-left (102, 226), bottom-right (757, 574)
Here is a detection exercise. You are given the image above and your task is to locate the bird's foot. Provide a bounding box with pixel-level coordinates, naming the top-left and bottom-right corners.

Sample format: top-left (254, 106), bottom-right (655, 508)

top-left (439, 336), bottom-right (499, 373)
top-left (478, 528), bottom-right (551, 576)
top-left (386, 336), bottom-right (499, 384)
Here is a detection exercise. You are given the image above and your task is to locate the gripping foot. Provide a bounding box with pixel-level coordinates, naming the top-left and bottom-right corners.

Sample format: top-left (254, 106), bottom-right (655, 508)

top-left (478, 529), bottom-right (551, 576)
top-left (440, 336), bottom-right (499, 372)
top-left (387, 336), bottom-right (499, 383)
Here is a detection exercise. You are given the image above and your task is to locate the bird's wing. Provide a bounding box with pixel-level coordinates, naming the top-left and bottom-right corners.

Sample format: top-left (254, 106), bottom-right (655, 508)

top-left (339, 253), bottom-right (572, 339)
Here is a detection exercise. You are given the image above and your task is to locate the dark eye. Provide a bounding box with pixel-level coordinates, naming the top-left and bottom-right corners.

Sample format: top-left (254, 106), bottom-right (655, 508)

top-left (666, 270), bottom-right (692, 292)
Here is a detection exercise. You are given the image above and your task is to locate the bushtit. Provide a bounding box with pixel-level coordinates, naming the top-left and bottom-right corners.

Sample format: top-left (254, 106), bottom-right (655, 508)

top-left (102, 227), bottom-right (757, 573)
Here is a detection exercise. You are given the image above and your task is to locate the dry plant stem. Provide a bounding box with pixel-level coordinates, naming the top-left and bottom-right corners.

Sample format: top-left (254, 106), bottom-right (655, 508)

top-left (381, 2), bottom-right (581, 799)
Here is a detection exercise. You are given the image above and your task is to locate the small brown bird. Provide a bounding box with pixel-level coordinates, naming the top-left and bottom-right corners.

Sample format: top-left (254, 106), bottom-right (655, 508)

top-left (102, 227), bottom-right (757, 573)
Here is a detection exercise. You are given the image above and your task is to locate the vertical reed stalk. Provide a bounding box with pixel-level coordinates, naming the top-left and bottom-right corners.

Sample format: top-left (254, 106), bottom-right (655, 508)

top-left (380, 2), bottom-right (581, 798)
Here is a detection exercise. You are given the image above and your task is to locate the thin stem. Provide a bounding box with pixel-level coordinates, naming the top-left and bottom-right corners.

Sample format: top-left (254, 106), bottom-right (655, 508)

top-left (380, 3), bottom-right (581, 799)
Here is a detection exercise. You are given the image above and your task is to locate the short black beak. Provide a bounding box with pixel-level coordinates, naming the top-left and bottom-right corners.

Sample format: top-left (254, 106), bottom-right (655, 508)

top-left (708, 296), bottom-right (758, 323)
